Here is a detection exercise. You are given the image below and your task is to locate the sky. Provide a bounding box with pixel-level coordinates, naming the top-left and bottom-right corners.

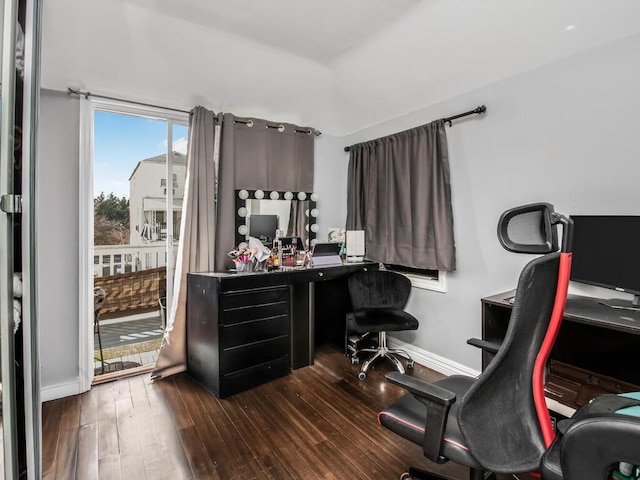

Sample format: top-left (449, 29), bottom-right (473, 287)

top-left (94, 110), bottom-right (189, 198)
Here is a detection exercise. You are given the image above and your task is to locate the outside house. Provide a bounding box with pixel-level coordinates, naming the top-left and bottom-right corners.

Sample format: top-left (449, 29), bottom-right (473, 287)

top-left (94, 151), bottom-right (185, 278)
top-left (129, 151), bottom-right (187, 245)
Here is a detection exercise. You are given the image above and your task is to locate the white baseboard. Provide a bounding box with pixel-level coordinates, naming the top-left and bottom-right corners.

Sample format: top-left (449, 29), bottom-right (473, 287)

top-left (387, 336), bottom-right (481, 378)
top-left (41, 380), bottom-right (83, 402)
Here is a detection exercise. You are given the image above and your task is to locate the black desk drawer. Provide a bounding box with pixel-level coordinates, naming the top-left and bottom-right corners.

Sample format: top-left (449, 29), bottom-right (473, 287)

top-left (221, 335), bottom-right (289, 374)
top-left (220, 314), bottom-right (289, 350)
top-left (220, 286), bottom-right (289, 310)
top-left (220, 356), bottom-right (290, 398)
top-left (221, 301), bottom-right (289, 325)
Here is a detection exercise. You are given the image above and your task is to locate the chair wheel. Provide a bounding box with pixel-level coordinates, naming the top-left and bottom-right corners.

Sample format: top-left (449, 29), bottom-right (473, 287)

top-left (400, 473), bottom-right (412, 480)
top-left (357, 371), bottom-right (367, 381)
top-left (406, 359), bottom-right (415, 369)
top-left (351, 356), bottom-right (360, 365)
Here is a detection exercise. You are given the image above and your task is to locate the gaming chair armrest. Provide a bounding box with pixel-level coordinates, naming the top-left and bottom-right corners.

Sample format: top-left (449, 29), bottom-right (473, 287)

top-left (385, 372), bottom-right (456, 462)
top-left (555, 414), bottom-right (640, 480)
top-left (466, 338), bottom-right (500, 355)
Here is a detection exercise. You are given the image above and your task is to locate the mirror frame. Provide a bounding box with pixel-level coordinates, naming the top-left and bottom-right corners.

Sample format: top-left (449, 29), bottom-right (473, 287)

top-left (235, 189), bottom-right (318, 248)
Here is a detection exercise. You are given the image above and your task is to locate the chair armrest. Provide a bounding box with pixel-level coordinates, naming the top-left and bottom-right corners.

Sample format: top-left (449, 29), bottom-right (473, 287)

top-left (559, 414), bottom-right (640, 480)
top-left (386, 372), bottom-right (456, 405)
top-left (385, 372), bottom-right (456, 462)
top-left (466, 338), bottom-right (501, 355)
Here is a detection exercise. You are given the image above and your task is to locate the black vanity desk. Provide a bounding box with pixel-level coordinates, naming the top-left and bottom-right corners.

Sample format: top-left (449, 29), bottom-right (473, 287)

top-left (186, 261), bottom-right (377, 398)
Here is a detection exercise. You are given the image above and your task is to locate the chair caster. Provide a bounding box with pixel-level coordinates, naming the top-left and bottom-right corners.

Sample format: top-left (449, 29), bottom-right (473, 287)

top-left (357, 371), bottom-right (367, 381)
top-left (400, 473), bottom-right (412, 480)
top-left (407, 359), bottom-right (414, 369)
top-left (351, 356), bottom-right (360, 365)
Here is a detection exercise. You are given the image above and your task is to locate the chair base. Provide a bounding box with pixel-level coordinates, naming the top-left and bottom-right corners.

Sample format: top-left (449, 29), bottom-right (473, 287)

top-left (403, 467), bottom-right (491, 480)
top-left (352, 331), bottom-right (414, 380)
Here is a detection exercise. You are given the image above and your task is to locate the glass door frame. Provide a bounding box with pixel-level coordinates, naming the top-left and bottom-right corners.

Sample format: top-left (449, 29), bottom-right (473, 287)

top-left (79, 97), bottom-right (189, 389)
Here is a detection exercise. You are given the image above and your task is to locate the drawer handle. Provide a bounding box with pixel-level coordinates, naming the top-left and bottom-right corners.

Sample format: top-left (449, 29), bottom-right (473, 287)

top-left (318, 272), bottom-right (324, 277)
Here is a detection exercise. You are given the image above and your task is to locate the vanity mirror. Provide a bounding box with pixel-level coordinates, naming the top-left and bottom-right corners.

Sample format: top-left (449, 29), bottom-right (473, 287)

top-left (235, 189), bottom-right (318, 249)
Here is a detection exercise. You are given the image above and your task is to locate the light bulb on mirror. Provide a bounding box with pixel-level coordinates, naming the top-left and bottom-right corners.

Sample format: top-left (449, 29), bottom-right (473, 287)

top-left (284, 191), bottom-right (294, 200)
top-left (238, 225), bottom-right (248, 235)
top-left (297, 192), bottom-right (307, 201)
top-left (270, 191), bottom-right (280, 200)
top-left (310, 193), bottom-right (318, 202)
top-left (310, 208), bottom-right (319, 218)
top-left (310, 224), bottom-right (319, 233)
top-left (305, 224), bottom-right (310, 232)
top-left (254, 190), bottom-right (264, 199)
top-left (237, 207), bottom-right (247, 217)
top-left (238, 189), bottom-right (249, 200)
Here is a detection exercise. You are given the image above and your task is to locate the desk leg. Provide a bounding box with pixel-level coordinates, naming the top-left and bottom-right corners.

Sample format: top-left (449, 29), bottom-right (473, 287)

top-left (291, 283), bottom-right (314, 369)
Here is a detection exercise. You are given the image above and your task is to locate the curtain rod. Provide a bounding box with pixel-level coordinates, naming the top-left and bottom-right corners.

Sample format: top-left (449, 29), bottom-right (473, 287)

top-left (67, 87), bottom-right (322, 135)
top-left (343, 105), bottom-right (486, 152)
top-left (233, 118), bottom-right (321, 136)
top-left (67, 87), bottom-right (193, 114)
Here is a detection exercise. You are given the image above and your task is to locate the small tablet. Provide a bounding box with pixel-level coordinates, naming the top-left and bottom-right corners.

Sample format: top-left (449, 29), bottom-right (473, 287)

top-left (311, 242), bottom-right (342, 257)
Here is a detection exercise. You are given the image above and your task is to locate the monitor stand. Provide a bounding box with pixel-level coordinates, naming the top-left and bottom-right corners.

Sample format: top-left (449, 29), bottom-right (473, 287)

top-left (599, 294), bottom-right (640, 312)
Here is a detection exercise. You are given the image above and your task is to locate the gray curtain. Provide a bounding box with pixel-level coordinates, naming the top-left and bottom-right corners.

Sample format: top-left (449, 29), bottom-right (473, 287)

top-left (286, 200), bottom-right (307, 242)
top-left (346, 119), bottom-right (456, 271)
top-left (152, 107), bottom-right (219, 379)
top-left (215, 113), bottom-right (315, 270)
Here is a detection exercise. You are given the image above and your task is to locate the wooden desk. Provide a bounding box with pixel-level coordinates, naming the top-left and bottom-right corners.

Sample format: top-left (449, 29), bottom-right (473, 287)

top-left (186, 262), bottom-right (377, 398)
top-left (482, 291), bottom-right (640, 411)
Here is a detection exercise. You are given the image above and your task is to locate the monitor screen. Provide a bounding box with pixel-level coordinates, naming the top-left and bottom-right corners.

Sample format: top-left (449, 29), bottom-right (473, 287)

top-left (570, 215), bottom-right (640, 296)
top-left (249, 214), bottom-right (278, 243)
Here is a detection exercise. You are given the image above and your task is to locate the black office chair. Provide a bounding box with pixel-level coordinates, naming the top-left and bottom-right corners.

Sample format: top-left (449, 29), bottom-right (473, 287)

top-left (378, 203), bottom-right (574, 480)
top-left (347, 270), bottom-right (419, 380)
top-left (94, 286), bottom-right (106, 375)
top-left (540, 393), bottom-right (640, 480)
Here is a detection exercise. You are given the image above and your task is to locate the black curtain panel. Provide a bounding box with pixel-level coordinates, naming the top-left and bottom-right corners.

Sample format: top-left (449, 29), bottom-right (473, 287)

top-left (216, 113), bottom-right (315, 270)
top-left (346, 119), bottom-right (456, 271)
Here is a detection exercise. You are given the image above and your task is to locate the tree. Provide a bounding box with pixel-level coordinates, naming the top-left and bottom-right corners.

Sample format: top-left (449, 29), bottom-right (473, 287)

top-left (94, 192), bottom-right (130, 245)
top-left (94, 192), bottom-right (129, 223)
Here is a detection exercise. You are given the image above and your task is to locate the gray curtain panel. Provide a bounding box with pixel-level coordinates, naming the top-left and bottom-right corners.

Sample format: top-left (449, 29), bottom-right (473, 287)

top-left (346, 119), bottom-right (456, 271)
top-left (215, 113), bottom-right (315, 270)
top-left (286, 199), bottom-right (308, 243)
top-left (152, 107), bottom-right (219, 380)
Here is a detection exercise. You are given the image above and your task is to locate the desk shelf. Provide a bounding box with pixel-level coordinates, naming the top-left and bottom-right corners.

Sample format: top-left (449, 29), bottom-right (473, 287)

top-left (482, 291), bottom-right (640, 411)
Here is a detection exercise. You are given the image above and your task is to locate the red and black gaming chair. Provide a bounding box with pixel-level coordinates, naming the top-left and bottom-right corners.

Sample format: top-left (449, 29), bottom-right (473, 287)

top-left (540, 392), bottom-right (640, 480)
top-left (378, 203), bottom-right (574, 480)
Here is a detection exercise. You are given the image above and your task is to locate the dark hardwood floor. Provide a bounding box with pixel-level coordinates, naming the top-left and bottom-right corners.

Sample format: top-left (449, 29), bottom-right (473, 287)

top-left (43, 346), bottom-right (531, 479)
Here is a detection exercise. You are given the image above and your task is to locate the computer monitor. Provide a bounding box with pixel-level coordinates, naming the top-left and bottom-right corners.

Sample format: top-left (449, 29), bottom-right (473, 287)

top-left (249, 214), bottom-right (278, 244)
top-left (570, 215), bottom-right (640, 310)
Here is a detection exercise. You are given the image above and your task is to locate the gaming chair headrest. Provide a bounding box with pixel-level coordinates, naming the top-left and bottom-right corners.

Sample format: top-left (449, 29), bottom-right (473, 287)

top-left (498, 203), bottom-right (559, 254)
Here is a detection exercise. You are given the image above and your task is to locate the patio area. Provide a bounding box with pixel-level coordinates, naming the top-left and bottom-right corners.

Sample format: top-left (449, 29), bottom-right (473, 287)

top-left (94, 311), bottom-right (164, 376)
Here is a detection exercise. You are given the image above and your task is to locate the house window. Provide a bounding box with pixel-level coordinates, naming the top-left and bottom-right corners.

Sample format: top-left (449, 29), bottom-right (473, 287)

top-left (160, 178), bottom-right (166, 187)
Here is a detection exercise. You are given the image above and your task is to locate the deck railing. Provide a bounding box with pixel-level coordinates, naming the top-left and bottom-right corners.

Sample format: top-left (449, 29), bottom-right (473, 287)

top-left (93, 244), bottom-right (176, 277)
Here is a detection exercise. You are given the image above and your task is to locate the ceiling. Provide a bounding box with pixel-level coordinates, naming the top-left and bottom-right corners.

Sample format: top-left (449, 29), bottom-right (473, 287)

top-left (116, 0), bottom-right (425, 64)
top-left (41, 0), bottom-right (640, 135)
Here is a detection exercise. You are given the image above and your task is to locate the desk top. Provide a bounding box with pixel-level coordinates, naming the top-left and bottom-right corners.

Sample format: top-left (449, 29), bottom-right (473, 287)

top-left (483, 290), bottom-right (640, 336)
top-left (189, 261), bottom-right (378, 291)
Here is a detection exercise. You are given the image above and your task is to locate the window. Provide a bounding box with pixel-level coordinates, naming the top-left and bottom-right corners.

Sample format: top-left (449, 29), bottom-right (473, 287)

top-left (385, 264), bottom-right (447, 292)
top-left (160, 178), bottom-right (167, 187)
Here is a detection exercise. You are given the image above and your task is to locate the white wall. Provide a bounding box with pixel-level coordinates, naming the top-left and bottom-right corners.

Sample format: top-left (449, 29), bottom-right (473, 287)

top-left (37, 90), bottom-right (82, 397)
top-left (342, 33), bottom-right (640, 370)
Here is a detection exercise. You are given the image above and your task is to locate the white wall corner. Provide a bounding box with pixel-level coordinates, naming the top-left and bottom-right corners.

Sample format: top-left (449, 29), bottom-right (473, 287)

top-left (387, 336), bottom-right (480, 378)
top-left (41, 381), bottom-right (82, 402)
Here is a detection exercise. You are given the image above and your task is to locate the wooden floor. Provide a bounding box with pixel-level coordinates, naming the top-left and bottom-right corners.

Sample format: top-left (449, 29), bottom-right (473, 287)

top-left (42, 346), bottom-right (528, 480)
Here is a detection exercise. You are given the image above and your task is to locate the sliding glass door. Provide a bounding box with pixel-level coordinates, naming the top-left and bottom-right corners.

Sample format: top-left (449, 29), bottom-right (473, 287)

top-left (1, 0), bottom-right (43, 477)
